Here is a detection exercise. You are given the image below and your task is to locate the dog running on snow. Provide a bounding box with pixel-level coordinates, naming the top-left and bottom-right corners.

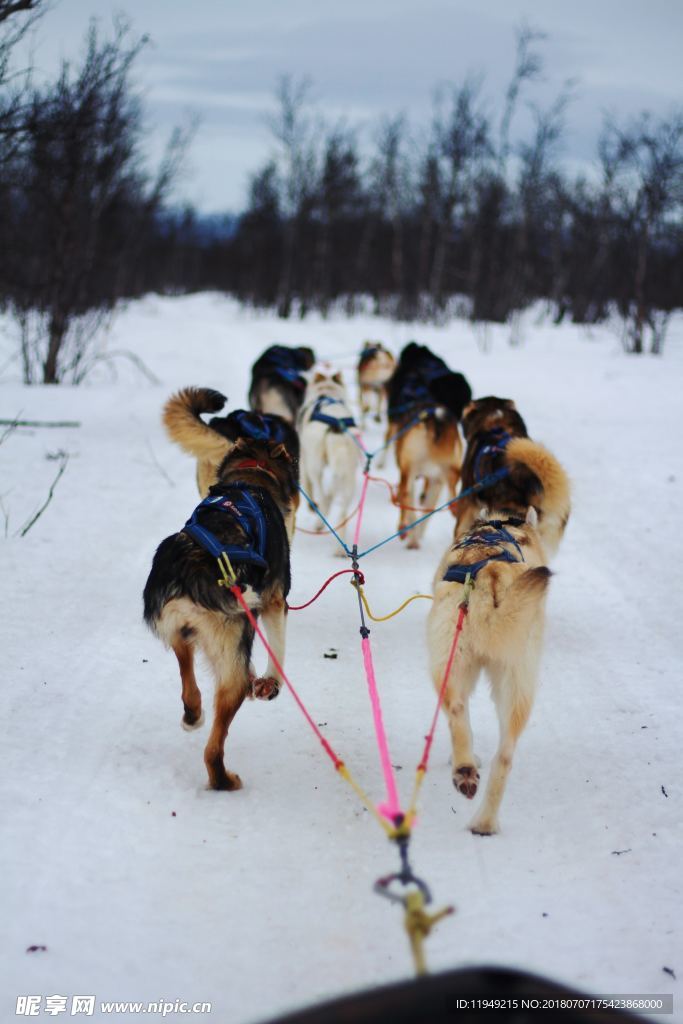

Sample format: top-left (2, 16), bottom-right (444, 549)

top-left (298, 364), bottom-right (360, 554)
top-left (163, 386), bottom-right (299, 503)
top-left (357, 341), bottom-right (396, 426)
top-left (384, 343), bottom-right (472, 549)
top-left (455, 396), bottom-right (570, 557)
top-left (143, 435), bottom-right (297, 791)
top-left (427, 437), bottom-right (570, 835)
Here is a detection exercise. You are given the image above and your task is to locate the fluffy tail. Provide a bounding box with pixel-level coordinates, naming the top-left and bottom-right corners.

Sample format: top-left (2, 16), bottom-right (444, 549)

top-left (162, 387), bottom-right (232, 462)
top-left (505, 437), bottom-right (571, 554)
top-left (469, 565), bottom-right (552, 660)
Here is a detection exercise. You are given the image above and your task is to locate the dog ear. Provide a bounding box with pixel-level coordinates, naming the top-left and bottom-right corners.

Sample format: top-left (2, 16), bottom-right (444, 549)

top-left (476, 506), bottom-right (489, 522)
top-left (270, 442), bottom-right (292, 462)
top-left (427, 372), bottom-right (473, 420)
top-left (525, 506), bottom-right (538, 527)
top-left (332, 371), bottom-right (343, 385)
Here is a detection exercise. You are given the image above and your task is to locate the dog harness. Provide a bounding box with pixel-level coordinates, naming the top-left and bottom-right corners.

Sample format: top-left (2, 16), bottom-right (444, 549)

top-left (183, 485), bottom-right (269, 569)
top-left (472, 427), bottom-right (512, 484)
top-left (230, 410), bottom-right (287, 444)
top-left (310, 396), bottom-right (356, 432)
top-left (443, 518), bottom-right (525, 584)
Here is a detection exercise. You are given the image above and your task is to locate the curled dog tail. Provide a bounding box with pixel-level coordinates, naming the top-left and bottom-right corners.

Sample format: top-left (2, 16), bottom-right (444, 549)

top-left (468, 565), bottom-right (552, 661)
top-left (505, 437), bottom-right (571, 555)
top-left (162, 387), bottom-right (232, 462)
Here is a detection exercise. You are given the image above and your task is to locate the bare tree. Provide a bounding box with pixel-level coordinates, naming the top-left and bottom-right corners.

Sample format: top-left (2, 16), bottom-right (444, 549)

top-left (7, 18), bottom-right (189, 383)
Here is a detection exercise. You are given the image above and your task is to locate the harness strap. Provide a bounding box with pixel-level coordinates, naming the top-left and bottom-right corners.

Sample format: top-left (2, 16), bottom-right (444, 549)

top-left (472, 428), bottom-right (512, 484)
top-left (443, 518), bottom-right (525, 583)
top-left (310, 396), bottom-right (356, 432)
top-left (183, 485), bottom-right (269, 570)
top-left (231, 411), bottom-right (286, 444)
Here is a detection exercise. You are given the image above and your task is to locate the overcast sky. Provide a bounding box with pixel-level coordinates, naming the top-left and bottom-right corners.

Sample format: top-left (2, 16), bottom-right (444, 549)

top-left (19, 0), bottom-right (683, 213)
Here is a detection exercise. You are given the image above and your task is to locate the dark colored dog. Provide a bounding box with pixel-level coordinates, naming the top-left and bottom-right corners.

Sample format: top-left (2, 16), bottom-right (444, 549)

top-left (143, 436), bottom-right (298, 791)
top-left (163, 387), bottom-right (299, 498)
top-left (455, 396), bottom-right (570, 555)
top-left (249, 345), bottom-right (316, 423)
top-left (383, 343), bottom-right (472, 548)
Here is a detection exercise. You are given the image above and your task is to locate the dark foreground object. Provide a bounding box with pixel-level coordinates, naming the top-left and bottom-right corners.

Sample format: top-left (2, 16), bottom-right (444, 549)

top-left (270, 967), bottom-right (650, 1023)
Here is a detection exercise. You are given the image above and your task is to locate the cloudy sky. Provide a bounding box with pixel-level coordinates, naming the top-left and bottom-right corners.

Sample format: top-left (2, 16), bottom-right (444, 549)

top-left (19, 0), bottom-right (683, 212)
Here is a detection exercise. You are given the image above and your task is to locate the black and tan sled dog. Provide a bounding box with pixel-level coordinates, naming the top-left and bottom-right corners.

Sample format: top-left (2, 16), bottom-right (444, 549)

top-left (455, 396), bottom-right (570, 557)
top-left (427, 438), bottom-right (570, 835)
top-left (248, 344), bottom-right (316, 423)
top-left (143, 436), bottom-right (297, 791)
top-left (385, 343), bottom-right (472, 549)
top-left (163, 386), bottom-right (299, 500)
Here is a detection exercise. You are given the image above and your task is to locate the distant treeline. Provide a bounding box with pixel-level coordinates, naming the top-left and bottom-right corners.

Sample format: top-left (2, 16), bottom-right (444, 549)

top-left (0, 8), bottom-right (681, 384)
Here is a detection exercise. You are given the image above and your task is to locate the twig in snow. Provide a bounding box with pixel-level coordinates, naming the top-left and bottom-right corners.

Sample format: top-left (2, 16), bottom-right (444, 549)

top-left (0, 493), bottom-right (11, 537)
top-left (145, 440), bottom-right (175, 487)
top-left (663, 967), bottom-right (676, 980)
top-left (97, 349), bottom-right (161, 385)
top-left (0, 412), bottom-right (22, 444)
top-left (18, 456), bottom-right (69, 537)
top-left (611, 849), bottom-right (632, 856)
top-left (0, 418), bottom-right (80, 428)
top-left (661, 785), bottom-right (669, 798)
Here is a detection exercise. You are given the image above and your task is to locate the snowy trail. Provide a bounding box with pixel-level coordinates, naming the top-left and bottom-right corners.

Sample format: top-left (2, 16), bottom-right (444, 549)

top-left (1, 295), bottom-right (681, 1023)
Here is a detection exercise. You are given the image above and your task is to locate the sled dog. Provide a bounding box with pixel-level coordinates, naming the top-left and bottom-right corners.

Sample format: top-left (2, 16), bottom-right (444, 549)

top-left (385, 342), bottom-right (471, 549)
top-left (248, 345), bottom-right (316, 423)
top-left (427, 438), bottom-right (570, 834)
top-left (163, 387), bottom-right (299, 503)
top-left (143, 435), bottom-right (297, 791)
top-left (357, 341), bottom-right (396, 426)
top-left (298, 365), bottom-right (360, 555)
top-left (455, 396), bottom-right (570, 556)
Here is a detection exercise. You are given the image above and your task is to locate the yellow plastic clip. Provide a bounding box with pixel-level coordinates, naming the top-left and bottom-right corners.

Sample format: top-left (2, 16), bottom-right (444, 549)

top-left (403, 890), bottom-right (455, 976)
top-left (216, 552), bottom-right (237, 588)
top-left (460, 570), bottom-right (474, 609)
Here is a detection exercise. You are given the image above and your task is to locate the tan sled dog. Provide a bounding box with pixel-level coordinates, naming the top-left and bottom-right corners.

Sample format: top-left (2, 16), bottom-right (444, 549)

top-left (357, 342), bottom-right (395, 426)
top-left (427, 440), bottom-right (570, 835)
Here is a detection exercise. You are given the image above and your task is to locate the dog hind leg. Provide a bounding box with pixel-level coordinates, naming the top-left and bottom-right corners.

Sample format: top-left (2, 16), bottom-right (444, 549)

top-left (173, 636), bottom-right (204, 731)
top-left (252, 597), bottom-right (286, 700)
top-left (469, 659), bottom-right (536, 836)
top-left (201, 618), bottom-right (251, 790)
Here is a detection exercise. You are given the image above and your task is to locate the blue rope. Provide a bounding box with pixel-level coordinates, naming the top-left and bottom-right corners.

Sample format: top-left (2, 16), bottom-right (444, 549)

top-left (297, 484), bottom-right (352, 556)
top-left (355, 468), bottom-right (511, 559)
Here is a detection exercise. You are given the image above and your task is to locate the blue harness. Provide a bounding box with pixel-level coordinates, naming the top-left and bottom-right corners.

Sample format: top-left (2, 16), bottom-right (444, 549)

top-left (183, 486), bottom-right (268, 570)
top-left (230, 410), bottom-right (287, 444)
top-left (443, 519), bottom-right (525, 584)
top-left (310, 396), bottom-right (356, 432)
top-left (472, 428), bottom-right (512, 484)
top-left (264, 347), bottom-right (306, 388)
top-left (388, 370), bottom-right (443, 418)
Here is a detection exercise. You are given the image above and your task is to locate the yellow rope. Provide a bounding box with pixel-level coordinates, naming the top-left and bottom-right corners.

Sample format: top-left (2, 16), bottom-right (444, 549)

top-left (403, 890), bottom-right (454, 976)
top-left (352, 581), bottom-right (433, 622)
top-left (337, 764), bottom-right (395, 837)
top-left (216, 552), bottom-right (237, 587)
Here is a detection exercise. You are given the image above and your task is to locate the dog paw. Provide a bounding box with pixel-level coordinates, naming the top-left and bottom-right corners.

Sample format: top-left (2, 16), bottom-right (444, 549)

top-left (453, 764), bottom-right (479, 799)
top-left (252, 676), bottom-right (281, 701)
top-left (212, 770), bottom-right (243, 791)
top-left (406, 535), bottom-right (421, 550)
top-left (469, 817), bottom-right (499, 837)
top-left (181, 708), bottom-right (205, 731)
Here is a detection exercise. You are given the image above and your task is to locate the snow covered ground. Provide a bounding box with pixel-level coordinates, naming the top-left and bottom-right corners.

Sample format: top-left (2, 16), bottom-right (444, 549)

top-left (1, 294), bottom-right (681, 1022)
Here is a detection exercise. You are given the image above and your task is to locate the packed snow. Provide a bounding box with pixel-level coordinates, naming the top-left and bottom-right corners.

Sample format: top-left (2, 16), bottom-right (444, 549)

top-left (1, 294), bottom-right (681, 1022)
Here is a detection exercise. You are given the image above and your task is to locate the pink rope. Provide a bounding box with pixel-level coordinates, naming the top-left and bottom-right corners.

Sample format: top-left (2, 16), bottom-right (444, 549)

top-left (417, 603), bottom-right (468, 773)
top-left (361, 635), bottom-right (402, 821)
top-left (231, 585), bottom-right (344, 769)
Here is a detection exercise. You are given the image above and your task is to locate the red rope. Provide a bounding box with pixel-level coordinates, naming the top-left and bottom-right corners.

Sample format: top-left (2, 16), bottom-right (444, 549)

top-left (367, 473), bottom-right (440, 514)
top-left (417, 602), bottom-right (468, 773)
top-left (287, 569), bottom-right (364, 611)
